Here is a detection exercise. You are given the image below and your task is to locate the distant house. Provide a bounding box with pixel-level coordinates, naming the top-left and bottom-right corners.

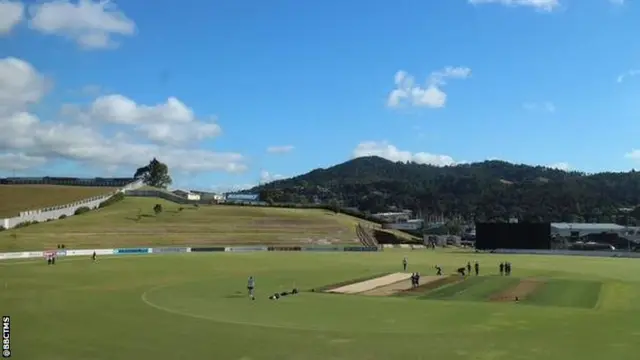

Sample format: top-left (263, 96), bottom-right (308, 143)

top-left (172, 190), bottom-right (201, 201)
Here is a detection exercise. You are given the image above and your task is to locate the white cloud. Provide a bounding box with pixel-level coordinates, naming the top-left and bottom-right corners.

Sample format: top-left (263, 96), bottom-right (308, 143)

top-left (353, 141), bottom-right (457, 166)
top-left (65, 94), bottom-right (222, 145)
top-left (387, 67), bottom-right (471, 109)
top-left (28, 0), bottom-right (136, 49)
top-left (0, 0), bottom-right (24, 34)
top-left (523, 101), bottom-right (556, 113)
top-left (625, 150), bottom-right (640, 160)
top-left (266, 145), bottom-right (294, 154)
top-left (260, 170), bottom-right (284, 183)
top-left (0, 57), bottom-right (49, 114)
top-left (468, 0), bottom-right (560, 12)
top-left (0, 56), bottom-right (247, 174)
top-left (0, 152), bottom-right (46, 170)
top-left (616, 69), bottom-right (639, 83)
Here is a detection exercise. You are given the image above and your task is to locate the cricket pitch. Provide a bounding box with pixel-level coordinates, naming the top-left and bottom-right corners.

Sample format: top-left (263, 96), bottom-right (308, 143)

top-left (327, 272), bottom-right (412, 294)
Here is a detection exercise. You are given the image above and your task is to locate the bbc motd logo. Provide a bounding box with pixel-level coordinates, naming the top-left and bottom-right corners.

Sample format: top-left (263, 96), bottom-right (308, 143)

top-left (2, 316), bottom-right (10, 358)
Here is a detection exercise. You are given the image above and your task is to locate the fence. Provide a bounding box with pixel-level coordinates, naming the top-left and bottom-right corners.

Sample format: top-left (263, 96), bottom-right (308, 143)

top-left (1, 180), bottom-right (144, 229)
top-left (125, 189), bottom-right (205, 204)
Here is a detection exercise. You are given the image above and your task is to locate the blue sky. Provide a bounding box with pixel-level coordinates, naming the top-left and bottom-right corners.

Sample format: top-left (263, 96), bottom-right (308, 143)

top-left (1, 0), bottom-right (639, 191)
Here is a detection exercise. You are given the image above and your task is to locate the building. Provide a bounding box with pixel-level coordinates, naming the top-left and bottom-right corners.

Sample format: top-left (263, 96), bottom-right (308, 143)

top-left (382, 219), bottom-right (424, 230)
top-left (172, 190), bottom-right (201, 201)
top-left (371, 211), bottom-right (412, 222)
top-left (550, 223), bottom-right (626, 237)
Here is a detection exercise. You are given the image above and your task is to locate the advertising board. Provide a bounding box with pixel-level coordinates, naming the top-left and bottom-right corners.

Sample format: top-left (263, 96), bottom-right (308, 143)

top-left (302, 247), bottom-right (343, 252)
top-left (151, 248), bottom-right (188, 254)
top-left (115, 248), bottom-right (150, 254)
top-left (225, 246), bottom-right (268, 252)
top-left (267, 246), bottom-right (301, 252)
top-left (225, 193), bottom-right (259, 201)
top-left (190, 247), bottom-right (225, 252)
top-left (343, 246), bottom-right (379, 252)
top-left (0, 252), bottom-right (26, 260)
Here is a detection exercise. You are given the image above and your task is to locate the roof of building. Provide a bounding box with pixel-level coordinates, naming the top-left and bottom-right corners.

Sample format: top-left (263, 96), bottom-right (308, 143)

top-left (550, 223), bottom-right (626, 231)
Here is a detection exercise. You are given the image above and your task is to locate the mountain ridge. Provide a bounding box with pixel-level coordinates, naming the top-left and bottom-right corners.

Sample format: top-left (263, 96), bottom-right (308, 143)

top-left (250, 156), bottom-right (640, 223)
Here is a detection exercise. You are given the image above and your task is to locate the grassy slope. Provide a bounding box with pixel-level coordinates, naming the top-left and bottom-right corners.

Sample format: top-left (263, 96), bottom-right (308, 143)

top-left (0, 197), bottom-right (398, 251)
top-left (0, 185), bottom-right (118, 218)
top-left (1, 250), bottom-right (640, 360)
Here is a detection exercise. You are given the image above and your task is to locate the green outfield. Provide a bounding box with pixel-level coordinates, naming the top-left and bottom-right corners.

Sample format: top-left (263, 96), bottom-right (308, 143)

top-left (2, 249), bottom-right (640, 360)
top-left (0, 197), bottom-right (415, 251)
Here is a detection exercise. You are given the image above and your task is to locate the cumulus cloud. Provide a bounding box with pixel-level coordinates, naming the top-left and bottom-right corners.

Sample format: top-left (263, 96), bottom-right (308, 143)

top-left (353, 141), bottom-right (457, 166)
top-left (266, 145), bottom-right (294, 154)
top-left (468, 0), bottom-right (560, 12)
top-left (0, 56), bottom-right (247, 174)
top-left (523, 101), bottom-right (556, 113)
top-left (0, 0), bottom-right (24, 34)
top-left (64, 94), bottom-right (222, 146)
top-left (387, 67), bottom-right (471, 109)
top-left (28, 0), bottom-right (136, 49)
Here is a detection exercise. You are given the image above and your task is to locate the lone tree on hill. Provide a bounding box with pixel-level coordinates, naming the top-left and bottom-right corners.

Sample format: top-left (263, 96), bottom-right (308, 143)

top-left (134, 158), bottom-right (172, 189)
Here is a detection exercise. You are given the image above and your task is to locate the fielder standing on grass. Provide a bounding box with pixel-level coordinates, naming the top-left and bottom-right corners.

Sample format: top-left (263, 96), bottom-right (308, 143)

top-left (247, 276), bottom-right (255, 300)
top-left (403, 257), bottom-right (408, 272)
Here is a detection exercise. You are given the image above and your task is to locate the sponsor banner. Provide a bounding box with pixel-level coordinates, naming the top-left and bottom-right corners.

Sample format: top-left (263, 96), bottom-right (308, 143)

top-left (343, 246), bottom-right (379, 252)
top-left (152, 247), bottom-right (188, 254)
top-left (302, 247), bottom-right (343, 252)
top-left (56, 250), bottom-right (67, 257)
top-left (190, 247), bottom-right (226, 252)
top-left (267, 246), bottom-right (302, 252)
top-left (115, 248), bottom-right (150, 254)
top-left (0, 252), bottom-right (27, 260)
top-left (28, 251), bottom-right (44, 257)
top-left (225, 246), bottom-right (268, 253)
top-left (65, 249), bottom-right (114, 256)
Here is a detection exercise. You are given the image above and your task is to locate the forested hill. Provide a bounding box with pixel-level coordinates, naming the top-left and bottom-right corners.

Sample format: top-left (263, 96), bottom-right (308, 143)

top-left (250, 156), bottom-right (640, 223)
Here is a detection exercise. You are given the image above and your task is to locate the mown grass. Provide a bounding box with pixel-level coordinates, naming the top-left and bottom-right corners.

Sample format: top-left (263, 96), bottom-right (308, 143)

top-left (0, 197), bottom-right (398, 251)
top-left (420, 276), bottom-right (521, 301)
top-left (525, 279), bottom-right (603, 309)
top-left (2, 250), bottom-right (640, 360)
top-left (0, 185), bottom-right (118, 217)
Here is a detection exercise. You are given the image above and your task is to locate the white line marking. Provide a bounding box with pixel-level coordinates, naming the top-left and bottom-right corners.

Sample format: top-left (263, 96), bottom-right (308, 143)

top-left (140, 283), bottom-right (441, 335)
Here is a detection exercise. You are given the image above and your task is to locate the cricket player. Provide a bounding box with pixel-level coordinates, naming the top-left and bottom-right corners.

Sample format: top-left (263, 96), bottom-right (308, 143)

top-left (92, 251), bottom-right (97, 262)
top-left (403, 257), bottom-right (408, 272)
top-left (247, 276), bottom-right (255, 300)
top-left (435, 265), bottom-right (442, 276)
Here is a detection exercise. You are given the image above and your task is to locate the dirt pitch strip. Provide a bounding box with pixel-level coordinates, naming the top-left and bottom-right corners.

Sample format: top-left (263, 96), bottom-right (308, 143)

top-left (327, 272), bottom-right (412, 294)
top-left (361, 276), bottom-right (445, 296)
top-left (489, 278), bottom-right (545, 302)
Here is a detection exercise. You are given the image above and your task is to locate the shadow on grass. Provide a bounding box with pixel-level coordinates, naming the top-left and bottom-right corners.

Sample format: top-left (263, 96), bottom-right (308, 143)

top-left (125, 214), bottom-right (156, 221)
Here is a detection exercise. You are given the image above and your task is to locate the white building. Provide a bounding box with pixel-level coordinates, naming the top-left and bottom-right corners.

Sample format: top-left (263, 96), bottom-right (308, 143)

top-left (550, 223), bottom-right (626, 237)
top-left (172, 189), bottom-right (201, 201)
